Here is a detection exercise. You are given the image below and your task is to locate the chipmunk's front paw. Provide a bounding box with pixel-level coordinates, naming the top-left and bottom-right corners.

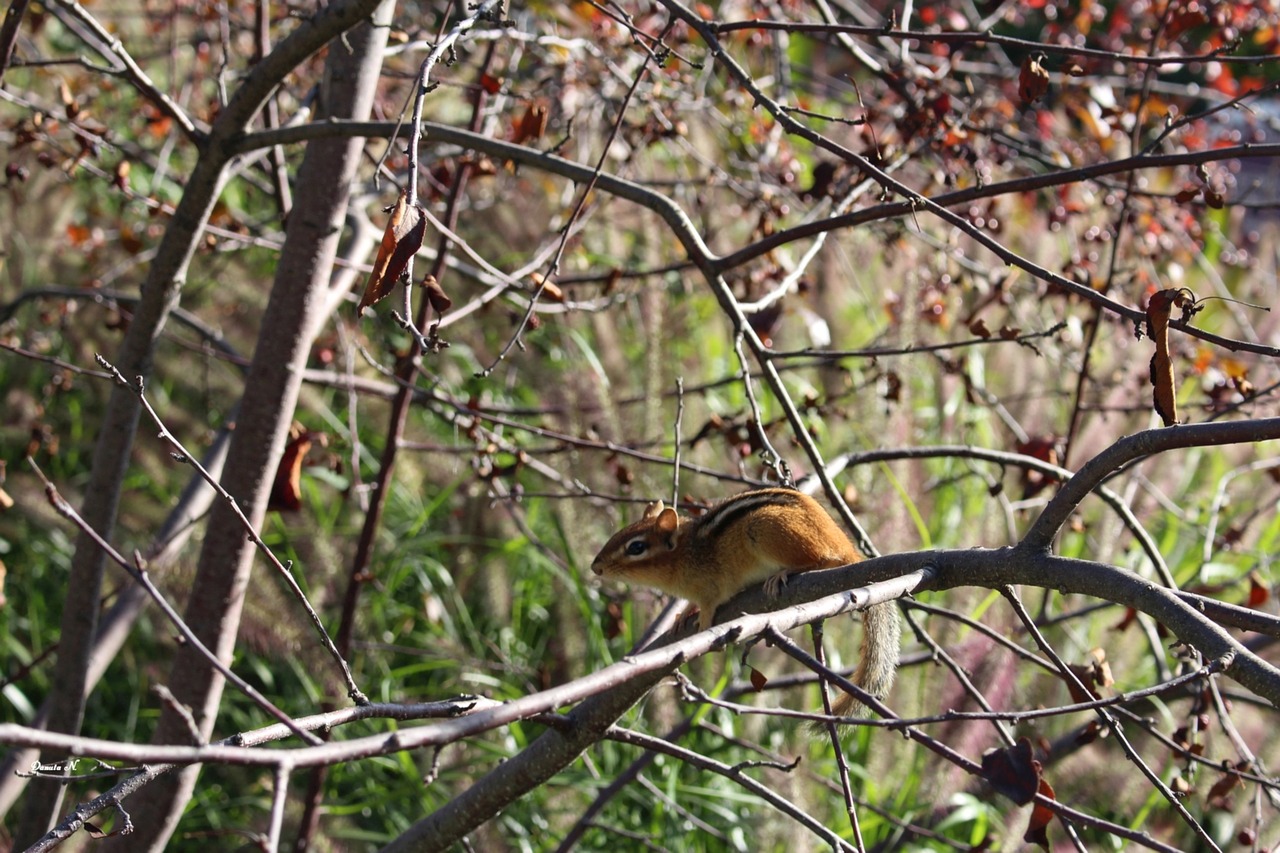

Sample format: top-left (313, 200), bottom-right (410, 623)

top-left (679, 604), bottom-right (703, 630)
top-left (763, 570), bottom-right (791, 598)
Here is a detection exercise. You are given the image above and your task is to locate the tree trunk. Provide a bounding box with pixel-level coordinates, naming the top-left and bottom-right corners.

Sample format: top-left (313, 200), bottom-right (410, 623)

top-left (99, 4), bottom-right (393, 848)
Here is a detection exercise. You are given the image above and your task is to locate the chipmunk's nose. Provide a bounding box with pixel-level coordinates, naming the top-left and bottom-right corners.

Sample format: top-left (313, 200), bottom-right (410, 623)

top-left (591, 558), bottom-right (603, 576)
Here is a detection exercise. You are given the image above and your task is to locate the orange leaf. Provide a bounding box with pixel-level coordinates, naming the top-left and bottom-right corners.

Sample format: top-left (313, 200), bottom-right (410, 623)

top-left (66, 223), bottom-right (92, 246)
top-left (530, 272), bottom-right (564, 303)
top-left (358, 191), bottom-right (426, 313)
top-left (1221, 357), bottom-right (1248, 381)
top-left (268, 432), bottom-right (314, 511)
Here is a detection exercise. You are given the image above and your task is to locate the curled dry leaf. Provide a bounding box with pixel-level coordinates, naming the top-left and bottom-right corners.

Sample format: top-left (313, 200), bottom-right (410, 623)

top-left (603, 600), bottom-right (625, 640)
top-left (1207, 770), bottom-right (1243, 808)
top-left (968, 317), bottom-right (991, 338)
top-left (422, 274), bottom-right (453, 314)
top-left (1146, 287), bottom-right (1195, 426)
top-left (1024, 777), bottom-right (1055, 849)
top-left (981, 737), bottom-right (1042, 805)
top-left (358, 190), bottom-right (427, 313)
top-left (602, 267), bottom-right (623, 295)
top-left (1065, 647), bottom-right (1114, 703)
top-left (530, 272), bottom-right (565, 303)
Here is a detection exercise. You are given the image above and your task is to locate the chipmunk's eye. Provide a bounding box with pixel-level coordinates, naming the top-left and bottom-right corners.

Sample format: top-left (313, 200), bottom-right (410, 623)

top-left (624, 539), bottom-right (648, 556)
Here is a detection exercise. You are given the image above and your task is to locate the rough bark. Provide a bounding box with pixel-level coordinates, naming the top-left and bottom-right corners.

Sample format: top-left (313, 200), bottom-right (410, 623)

top-left (98, 4), bottom-right (394, 848)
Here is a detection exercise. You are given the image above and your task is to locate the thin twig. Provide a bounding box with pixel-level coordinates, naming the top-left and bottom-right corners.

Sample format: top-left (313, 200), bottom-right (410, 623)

top-left (605, 725), bottom-right (856, 852)
top-left (264, 761), bottom-right (292, 853)
top-left (96, 354), bottom-right (368, 706)
top-left (26, 458), bottom-right (322, 746)
top-left (999, 586), bottom-right (1222, 853)
top-left (482, 19), bottom-right (669, 374)
top-left (392, 0), bottom-right (501, 342)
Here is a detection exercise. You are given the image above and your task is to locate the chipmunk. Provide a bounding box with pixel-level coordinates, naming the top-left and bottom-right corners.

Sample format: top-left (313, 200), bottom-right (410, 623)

top-left (591, 487), bottom-right (899, 717)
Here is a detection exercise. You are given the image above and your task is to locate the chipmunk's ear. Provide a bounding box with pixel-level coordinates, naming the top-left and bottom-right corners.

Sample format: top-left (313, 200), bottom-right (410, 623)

top-left (642, 500), bottom-right (665, 521)
top-left (655, 507), bottom-right (681, 546)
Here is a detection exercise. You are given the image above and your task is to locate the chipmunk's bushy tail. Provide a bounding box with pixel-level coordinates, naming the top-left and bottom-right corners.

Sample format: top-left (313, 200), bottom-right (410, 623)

top-left (813, 601), bottom-right (900, 731)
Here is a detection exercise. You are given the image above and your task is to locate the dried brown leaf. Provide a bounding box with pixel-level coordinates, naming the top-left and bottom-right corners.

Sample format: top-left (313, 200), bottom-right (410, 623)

top-left (422, 275), bottom-right (453, 313)
top-left (358, 190), bottom-right (427, 313)
top-left (1147, 288), bottom-right (1194, 426)
top-left (981, 738), bottom-right (1040, 805)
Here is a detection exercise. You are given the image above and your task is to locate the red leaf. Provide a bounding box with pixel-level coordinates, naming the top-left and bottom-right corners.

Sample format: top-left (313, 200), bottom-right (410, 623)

top-left (1023, 778), bottom-right (1056, 849)
top-left (1248, 572), bottom-right (1271, 608)
top-left (1207, 771), bottom-right (1242, 809)
top-left (511, 101), bottom-right (549, 145)
top-left (1018, 54), bottom-right (1050, 104)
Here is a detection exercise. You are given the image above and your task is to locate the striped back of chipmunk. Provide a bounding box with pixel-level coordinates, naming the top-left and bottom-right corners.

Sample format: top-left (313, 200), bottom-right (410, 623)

top-left (689, 488), bottom-right (807, 542)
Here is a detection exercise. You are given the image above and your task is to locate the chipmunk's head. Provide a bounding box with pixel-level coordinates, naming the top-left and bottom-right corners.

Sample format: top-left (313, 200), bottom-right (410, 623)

top-left (591, 500), bottom-right (684, 583)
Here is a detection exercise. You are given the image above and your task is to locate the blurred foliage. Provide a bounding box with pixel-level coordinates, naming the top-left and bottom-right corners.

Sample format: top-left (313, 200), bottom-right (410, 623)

top-left (3, 0), bottom-right (1280, 850)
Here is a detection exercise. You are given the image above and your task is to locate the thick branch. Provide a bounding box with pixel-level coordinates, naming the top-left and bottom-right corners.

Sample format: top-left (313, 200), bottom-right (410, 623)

top-left (1024, 419), bottom-right (1280, 551)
